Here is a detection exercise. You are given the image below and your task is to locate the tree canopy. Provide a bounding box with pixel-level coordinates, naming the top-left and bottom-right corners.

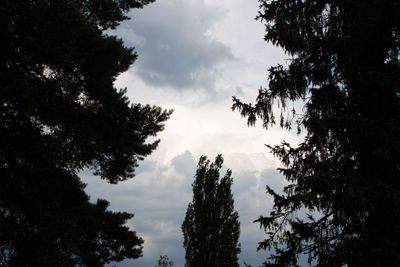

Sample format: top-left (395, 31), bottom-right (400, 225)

top-left (155, 255), bottom-right (174, 267)
top-left (233, 0), bottom-right (400, 266)
top-left (0, 0), bottom-right (171, 265)
top-left (182, 155), bottom-right (241, 267)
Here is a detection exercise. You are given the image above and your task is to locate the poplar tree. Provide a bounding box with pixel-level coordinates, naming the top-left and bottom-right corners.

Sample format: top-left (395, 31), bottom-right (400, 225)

top-left (233, 0), bottom-right (400, 266)
top-left (155, 255), bottom-right (174, 267)
top-left (182, 155), bottom-right (241, 267)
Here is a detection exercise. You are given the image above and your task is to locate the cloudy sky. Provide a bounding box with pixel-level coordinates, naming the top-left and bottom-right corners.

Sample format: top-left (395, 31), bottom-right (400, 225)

top-left (82, 0), bottom-right (303, 266)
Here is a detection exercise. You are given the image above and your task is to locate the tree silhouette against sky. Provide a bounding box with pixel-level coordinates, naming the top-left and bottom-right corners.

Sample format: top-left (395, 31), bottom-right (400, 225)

top-left (182, 155), bottom-right (241, 267)
top-left (0, 0), bottom-right (171, 265)
top-left (233, 0), bottom-right (400, 266)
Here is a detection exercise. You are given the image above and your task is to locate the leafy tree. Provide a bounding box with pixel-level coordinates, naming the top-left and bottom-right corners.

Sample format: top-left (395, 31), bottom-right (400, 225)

top-left (182, 155), bottom-right (241, 267)
top-left (0, 0), bottom-right (171, 265)
top-left (155, 255), bottom-right (174, 267)
top-left (233, 0), bottom-right (400, 266)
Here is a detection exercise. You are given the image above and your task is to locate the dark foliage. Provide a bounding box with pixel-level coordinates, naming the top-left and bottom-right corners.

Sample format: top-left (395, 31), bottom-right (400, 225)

top-left (233, 0), bottom-right (400, 266)
top-left (0, 0), bottom-right (171, 265)
top-left (155, 255), bottom-right (174, 267)
top-left (182, 155), bottom-right (241, 267)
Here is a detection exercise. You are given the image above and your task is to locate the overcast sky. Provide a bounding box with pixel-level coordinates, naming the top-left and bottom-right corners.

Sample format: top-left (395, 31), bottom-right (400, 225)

top-left (82, 0), bottom-right (302, 266)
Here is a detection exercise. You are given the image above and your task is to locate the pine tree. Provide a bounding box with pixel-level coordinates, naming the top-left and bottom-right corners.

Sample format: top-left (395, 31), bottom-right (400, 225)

top-left (0, 0), bottom-right (171, 265)
top-left (233, 0), bottom-right (400, 266)
top-left (182, 155), bottom-right (241, 267)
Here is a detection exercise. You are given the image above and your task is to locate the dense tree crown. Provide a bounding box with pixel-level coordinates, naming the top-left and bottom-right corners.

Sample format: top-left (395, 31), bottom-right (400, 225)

top-left (155, 255), bottom-right (174, 267)
top-left (0, 0), bottom-right (171, 265)
top-left (182, 155), bottom-right (241, 267)
top-left (233, 0), bottom-right (400, 266)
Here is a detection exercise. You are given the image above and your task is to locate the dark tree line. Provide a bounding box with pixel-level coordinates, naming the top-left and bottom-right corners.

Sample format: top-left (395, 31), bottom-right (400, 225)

top-left (0, 0), bottom-right (171, 265)
top-left (234, 0), bottom-right (400, 266)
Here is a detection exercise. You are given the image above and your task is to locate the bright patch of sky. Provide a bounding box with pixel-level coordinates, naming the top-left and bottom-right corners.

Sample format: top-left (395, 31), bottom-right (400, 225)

top-left (82, 0), bottom-right (303, 266)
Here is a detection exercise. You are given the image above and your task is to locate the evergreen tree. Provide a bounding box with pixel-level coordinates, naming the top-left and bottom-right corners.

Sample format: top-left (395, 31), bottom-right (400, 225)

top-left (233, 0), bottom-right (400, 266)
top-left (0, 0), bottom-right (171, 265)
top-left (182, 155), bottom-right (241, 267)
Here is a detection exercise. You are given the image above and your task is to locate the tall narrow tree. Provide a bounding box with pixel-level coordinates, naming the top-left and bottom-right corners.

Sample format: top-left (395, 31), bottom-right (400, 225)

top-left (233, 0), bottom-right (400, 266)
top-left (182, 155), bottom-right (241, 267)
top-left (0, 0), bottom-right (171, 265)
top-left (155, 255), bottom-right (174, 267)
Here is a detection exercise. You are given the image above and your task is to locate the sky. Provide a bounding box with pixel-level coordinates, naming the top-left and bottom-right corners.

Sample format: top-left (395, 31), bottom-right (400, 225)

top-left (81, 0), bottom-right (303, 266)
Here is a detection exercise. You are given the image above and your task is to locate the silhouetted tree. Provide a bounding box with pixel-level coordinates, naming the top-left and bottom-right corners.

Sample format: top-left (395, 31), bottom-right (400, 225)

top-left (182, 155), bottom-right (241, 267)
top-left (155, 255), bottom-right (174, 267)
top-left (233, 0), bottom-right (400, 266)
top-left (0, 0), bottom-right (171, 265)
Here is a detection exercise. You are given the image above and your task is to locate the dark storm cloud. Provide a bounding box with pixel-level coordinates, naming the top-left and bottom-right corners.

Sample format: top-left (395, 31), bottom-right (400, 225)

top-left (117, 0), bottom-right (234, 89)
